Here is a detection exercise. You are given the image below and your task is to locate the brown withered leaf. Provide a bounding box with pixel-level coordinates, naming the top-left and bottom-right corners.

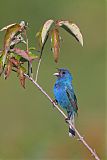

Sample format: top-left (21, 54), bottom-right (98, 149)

top-left (0, 62), bottom-right (3, 76)
top-left (9, 57), bottom-right (20, 67)
top-left (18, 66), bottom-right (26, 88)
top-left (51, 28), bottom-right (60, 63)
top-left (4, 60), bottom-right (12, 79)
top-left (56, 20), bottom-right (83, 46)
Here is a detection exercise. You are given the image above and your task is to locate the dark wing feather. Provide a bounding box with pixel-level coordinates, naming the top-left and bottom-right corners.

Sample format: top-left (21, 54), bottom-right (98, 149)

top-left (66, 88), bottom-right (78, 113)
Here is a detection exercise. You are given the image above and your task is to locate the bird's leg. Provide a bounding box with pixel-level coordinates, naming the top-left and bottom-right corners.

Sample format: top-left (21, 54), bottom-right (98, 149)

top-left (65, 111), bottom-right (71, 124)
top-left (65, 117), bottom-right (70, 124)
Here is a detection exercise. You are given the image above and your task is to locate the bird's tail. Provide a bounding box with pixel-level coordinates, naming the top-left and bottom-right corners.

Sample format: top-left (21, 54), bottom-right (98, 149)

top-left (69, 114), bottom-right (75, 137)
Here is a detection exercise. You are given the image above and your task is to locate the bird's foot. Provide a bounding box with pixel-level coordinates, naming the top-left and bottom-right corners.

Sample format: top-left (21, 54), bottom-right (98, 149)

top-left (52, 99), bottom-right (58, 107)
top-left (65, 117), bottom-right (70, 124)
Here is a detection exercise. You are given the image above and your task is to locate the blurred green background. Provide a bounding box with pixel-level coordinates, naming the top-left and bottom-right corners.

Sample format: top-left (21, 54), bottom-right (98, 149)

top-left (0, 0), bottom-right (106, 159)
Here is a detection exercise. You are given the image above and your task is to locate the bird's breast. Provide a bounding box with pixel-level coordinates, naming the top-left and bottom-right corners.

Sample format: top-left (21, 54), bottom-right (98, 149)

top-left (54, 83), bottom-right (70, 109)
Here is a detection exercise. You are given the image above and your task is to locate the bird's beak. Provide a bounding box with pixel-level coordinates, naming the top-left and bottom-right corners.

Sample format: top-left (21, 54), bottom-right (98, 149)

top-left (53, 72), bottom-right (60, 76)
top-left (53, 68), bottom-right (60, 76)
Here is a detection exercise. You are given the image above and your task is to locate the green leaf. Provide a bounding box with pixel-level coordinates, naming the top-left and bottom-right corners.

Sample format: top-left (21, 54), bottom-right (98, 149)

top-left (29, 47), bottom-right (37, 51)
top-left (56, 20), bottom-right (83, 46)
top-left (20, 65), bottom-right (26, 73)
top-left (10, 52), bottom-right (22, 61)
top-left (28, 51), bottom-right (38, 60)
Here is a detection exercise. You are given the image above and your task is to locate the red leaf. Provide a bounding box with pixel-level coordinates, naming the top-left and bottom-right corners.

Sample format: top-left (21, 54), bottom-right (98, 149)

top-left (4, 60), bottom-right (12, 79)
top-left (12, 48), bottom-right (38, 62)
top-left (10, 57), bottom-right (20, 67)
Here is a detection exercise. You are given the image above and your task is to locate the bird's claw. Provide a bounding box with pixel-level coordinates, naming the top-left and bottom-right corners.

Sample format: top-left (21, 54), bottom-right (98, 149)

top-left (52, 99), bottom-right (58, 105)
top-left (65, 117), bottom-right (70, 124)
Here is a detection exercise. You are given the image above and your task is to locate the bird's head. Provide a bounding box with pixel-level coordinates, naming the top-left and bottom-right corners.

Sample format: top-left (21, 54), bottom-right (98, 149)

top-left (53, 68), bottom-right (73, 81)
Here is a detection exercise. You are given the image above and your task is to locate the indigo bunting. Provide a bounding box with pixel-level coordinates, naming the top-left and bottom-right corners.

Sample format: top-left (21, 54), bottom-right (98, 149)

top-left (53, 68), bottom-right (78, 137)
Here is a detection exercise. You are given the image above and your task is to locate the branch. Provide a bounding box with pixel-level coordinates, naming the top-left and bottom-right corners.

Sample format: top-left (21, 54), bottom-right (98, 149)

top-left (35, 58), bottom-right (42, 82)
top-left (24, 73), bottom-right (100, 160)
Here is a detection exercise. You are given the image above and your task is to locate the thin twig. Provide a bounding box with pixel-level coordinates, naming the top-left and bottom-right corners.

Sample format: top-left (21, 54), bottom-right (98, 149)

top-left (35, 58), bottom-right (41, 82)
top-left (24, 30), bottom-right (33, 78)
top-left (24, 73), bottom-right (100, 160)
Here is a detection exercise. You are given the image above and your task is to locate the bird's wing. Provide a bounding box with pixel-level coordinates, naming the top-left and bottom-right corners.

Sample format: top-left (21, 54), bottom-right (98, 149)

top-left (66, 86), bottom-right (78, 113)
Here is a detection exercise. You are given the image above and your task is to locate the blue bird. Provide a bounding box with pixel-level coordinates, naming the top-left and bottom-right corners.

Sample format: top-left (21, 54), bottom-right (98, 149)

top-left (53, 68), bottom-right (78, 137)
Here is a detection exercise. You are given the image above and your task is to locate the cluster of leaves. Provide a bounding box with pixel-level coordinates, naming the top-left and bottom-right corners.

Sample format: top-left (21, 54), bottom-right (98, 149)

top-left (36, 19), bottom-right (83, 63)
top-left (0, 21), bottom-right (38, 87)
top-left (0, 19), bottom-right (83, 87)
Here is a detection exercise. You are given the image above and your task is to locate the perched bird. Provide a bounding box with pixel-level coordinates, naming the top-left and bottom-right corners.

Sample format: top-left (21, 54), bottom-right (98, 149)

top-left (53, 68), bottom-right (78, 137)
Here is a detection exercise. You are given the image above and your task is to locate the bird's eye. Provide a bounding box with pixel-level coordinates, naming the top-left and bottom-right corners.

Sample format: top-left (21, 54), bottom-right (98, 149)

top-left (62, 71), bottom-right (65, 74)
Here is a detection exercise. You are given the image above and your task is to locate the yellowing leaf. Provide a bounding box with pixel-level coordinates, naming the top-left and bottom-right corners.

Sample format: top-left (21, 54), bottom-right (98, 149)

top-left (41, 19), bottom-right (54, 45)
top-left (4, 24), bottom-right (22, 48)
top-left (56, 20), bottom-right (83, 46)
top-left (0, 23), bottom-right (16, 31)
top-left (36, 29), bottom-right (42, 49)
top-left (51, 29), bottom-right (60, 63)
top-left (2, 21), bottom-right (28, 66)
top-left (1, 24), bottom-right (21, 66)
top-left (35, 20), bottom-right (54, 82)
